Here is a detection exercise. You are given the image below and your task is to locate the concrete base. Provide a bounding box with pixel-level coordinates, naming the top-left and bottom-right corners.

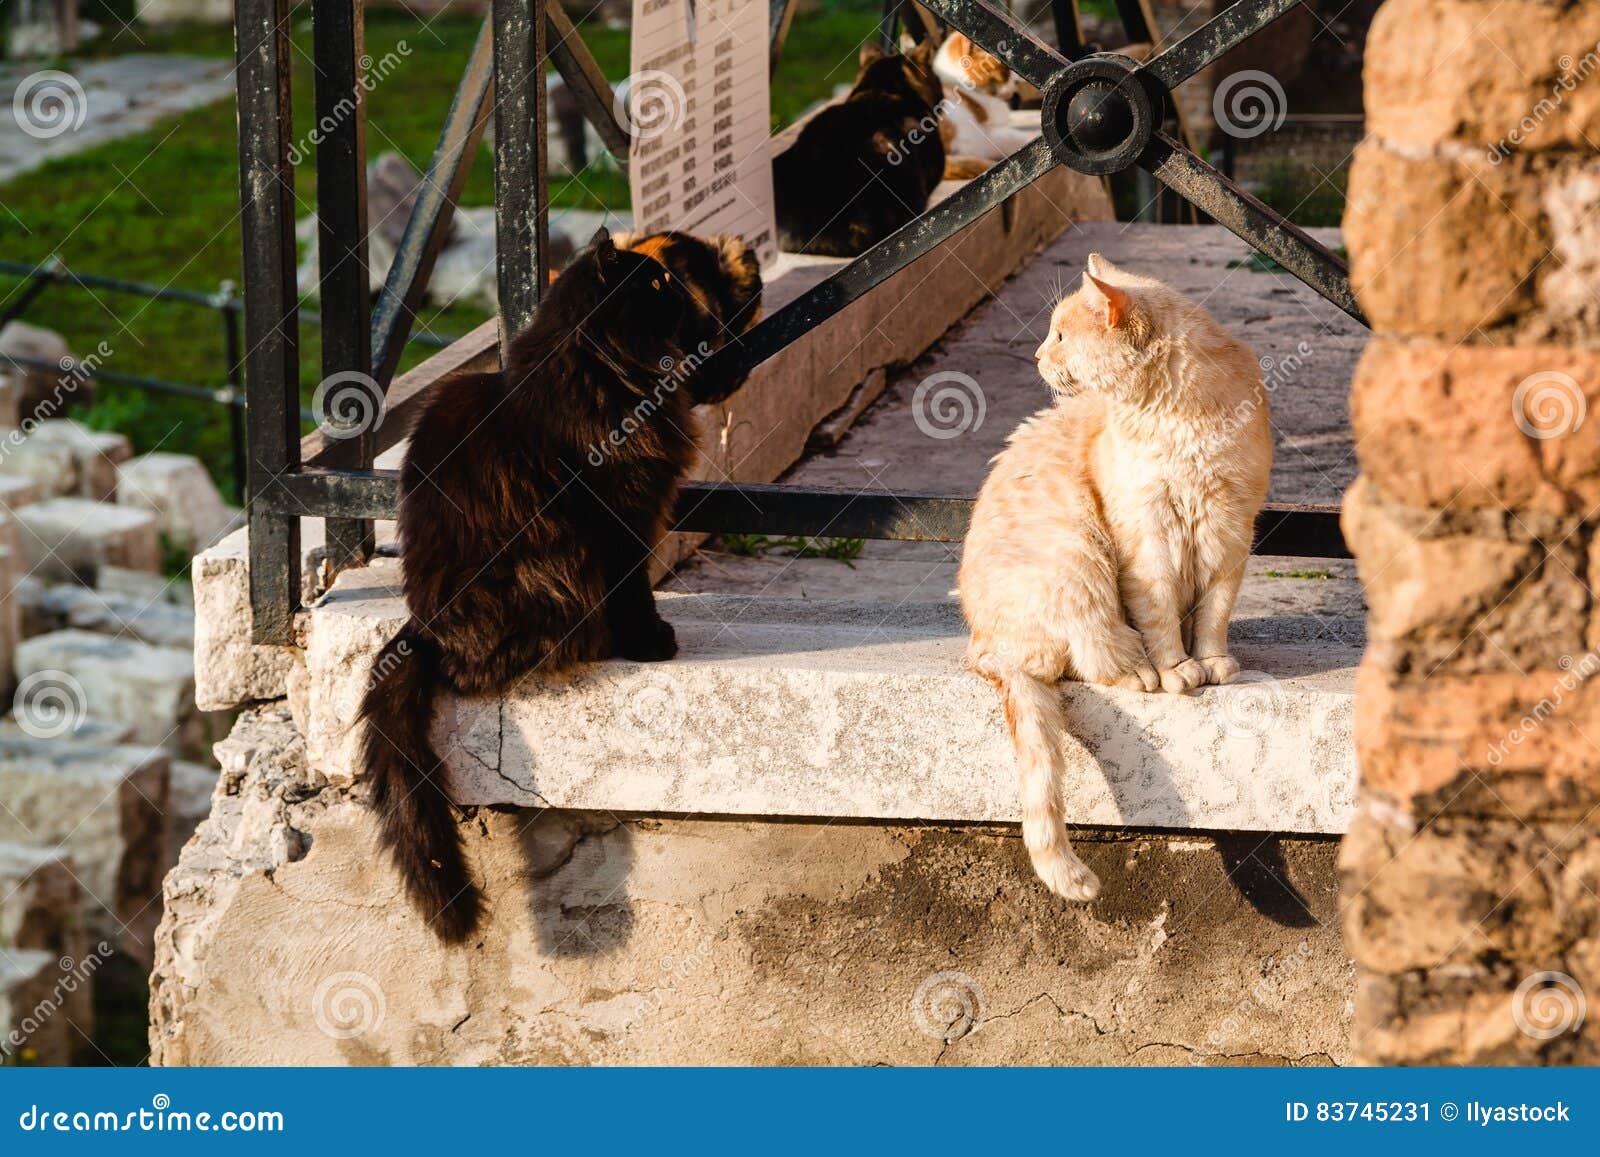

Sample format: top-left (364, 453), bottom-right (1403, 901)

top-left (149, 708), bottom-right (1353, 1066)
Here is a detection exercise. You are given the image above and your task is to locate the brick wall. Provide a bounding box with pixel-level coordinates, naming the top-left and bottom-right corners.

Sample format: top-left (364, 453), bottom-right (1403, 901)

top-left (1339, 0), bottom-right (1600, 1063)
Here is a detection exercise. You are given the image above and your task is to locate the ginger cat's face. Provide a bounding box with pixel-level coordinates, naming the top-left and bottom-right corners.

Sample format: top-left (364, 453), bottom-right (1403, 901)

top-left (1035, 254), bottom-right (1155, 399)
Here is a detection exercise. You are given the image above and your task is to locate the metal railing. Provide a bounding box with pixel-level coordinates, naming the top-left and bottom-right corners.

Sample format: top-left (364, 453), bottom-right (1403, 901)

top-left (238, 0), bottom-right (1361, 644)
top-left (0, 256), bottom-right (457, 502)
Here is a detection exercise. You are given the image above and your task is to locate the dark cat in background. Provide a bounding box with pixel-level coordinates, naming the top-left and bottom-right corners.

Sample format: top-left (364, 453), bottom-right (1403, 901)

top-left (360, 229), bottom-right (761, 944)
top-left (772, 42), bottom-right (946, 257)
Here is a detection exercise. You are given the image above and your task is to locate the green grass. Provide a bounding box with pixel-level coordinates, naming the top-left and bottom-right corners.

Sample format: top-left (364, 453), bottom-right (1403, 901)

top-left (1264, 569), bottom-right (1334, 580)
top-left (719, 534), bottom-right (866, 566)
top-left (0, 3), bottom-right (883, 501)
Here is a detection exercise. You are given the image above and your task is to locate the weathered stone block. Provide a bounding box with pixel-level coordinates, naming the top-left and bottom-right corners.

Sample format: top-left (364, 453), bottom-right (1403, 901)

top-left (1355, 660), bottom-right (1600, 816)
top-left (0, 735), bottom-right (168, 962)
top-left (15, 498), bottom-right (160, 581)
top-left (1345, 144), bottom-right (1600, 345)
top-left (19, 580), bottom-right (195, 649)
top-left (1, 432), bottom-right (77, 500)
top-left (0, 842), bottom-right (83, 958)
top-left (1364, 0), bottom-right (1600, 155)
top-left (0, 322), bottom-right (90, 424)
top-left (0, 541), bottom-right (19, 697)
top-left (300, 564), bottom-right (1360, 834)
top-left (99, 563), bottom-right (192, 608)
top-left (164, 760), bottom-right (218, 866)
top-left (117, 452), bottom-right (237, 554)
top-left (13, 630), bottom-right (214, 759)
top-left (0, 473), bottom-right (40, 512)
top-left (1342, 477), bottom-right (1590, 675)
top-left (192, 528), bottom-right (309, 712)
top-left (149, 708), bottom-right (1355, 1066)
top-left (2, 419), bottom-right (131, 501)
top-left (0, 951), bottom-right (75, 1065)
top-left (1340, 798), bottom-right (1599, 1064)
top-left (1350, 338), bottom-right (1600, 513)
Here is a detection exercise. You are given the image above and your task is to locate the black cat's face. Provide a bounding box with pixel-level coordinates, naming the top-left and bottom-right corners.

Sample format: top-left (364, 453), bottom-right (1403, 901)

top-left (592, 240), bottom-right (694, 343)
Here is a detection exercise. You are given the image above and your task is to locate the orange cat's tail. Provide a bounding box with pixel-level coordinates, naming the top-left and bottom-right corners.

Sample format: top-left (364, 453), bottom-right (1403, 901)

top-left (996, 671), bottom-right (1102, 902)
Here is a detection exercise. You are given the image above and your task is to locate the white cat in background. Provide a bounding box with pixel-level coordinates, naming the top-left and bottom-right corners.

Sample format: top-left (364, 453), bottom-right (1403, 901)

top-left (924, 32), bottom-right (1037, 177)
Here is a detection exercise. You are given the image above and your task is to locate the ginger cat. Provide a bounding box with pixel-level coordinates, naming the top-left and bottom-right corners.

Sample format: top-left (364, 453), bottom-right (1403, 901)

top-left (957, 255), bottom-right (1271, 901)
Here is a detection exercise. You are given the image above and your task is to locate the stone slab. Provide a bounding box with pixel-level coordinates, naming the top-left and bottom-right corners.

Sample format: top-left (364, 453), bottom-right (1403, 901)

top-left (19, 579), bottom-right (194, 648)
top-left (302, 566), bottom-right (1357, 835)
top-left (14, 497), bottom-right (159, 581)
top-left (18, 419), bottom-right (130, 501)
top-left (0, 949), bottom-right (75, 1065)
top-left (0, 735), bottom-right (168, 963)
top-left (0, 840), bottom-right (83, 958)
top-left (117, 452), bottom-right (238, 554)
top-left (13, 629), bottom-right (208, 758)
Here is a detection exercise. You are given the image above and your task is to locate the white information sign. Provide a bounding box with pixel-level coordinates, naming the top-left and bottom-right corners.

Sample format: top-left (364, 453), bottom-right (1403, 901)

top-left (624, 0), bottom-right (778, 267)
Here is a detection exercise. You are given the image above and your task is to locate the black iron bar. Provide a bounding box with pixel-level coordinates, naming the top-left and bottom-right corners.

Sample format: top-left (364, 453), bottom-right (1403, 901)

top-left (233, 0), bottom-right (302, 644)
top-left (0, 351), bottom-right (317, 417)
top-left (1113, 0), bottom-right (1154, 45)
top-left (1050, 0), bottom-right (1084, 56)
top-left (917, 0), bottom-right (1066, 89)
top-left (1140, 0), bottom-right (1301, 90)
top-left (260, 470), bottom-right (1350, 559)
top-left (219, 282), bottom-right (248, 504)
top-left (0, 256), bottom-right (61, 329)
top-left (546, 2), bottom-right (629, 165)
top-left (492, 0), bottom-right (550, 351)
top-left (768, 0), bottom-right (797, 76)
top-left (0, 258), bottom-right (456, 348)
top-left (880, 0), bottom-right (901, 52)
top-left (313, 0), bottom-right (376, 572)
top-left (369, 17), bottom-right (495, 388)
top-left (709, 136), bottom-right (1061, 380)
top-left (1140, 130), bottom-right (1365, 324)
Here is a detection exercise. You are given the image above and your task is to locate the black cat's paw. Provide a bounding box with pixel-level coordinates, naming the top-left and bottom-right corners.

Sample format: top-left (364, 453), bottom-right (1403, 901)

top-left (618, 617), bottom-right (677, 662)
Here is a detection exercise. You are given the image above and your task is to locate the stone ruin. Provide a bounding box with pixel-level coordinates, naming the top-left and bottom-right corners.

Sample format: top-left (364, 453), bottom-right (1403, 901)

top-left (0, 321), bottom-right (239, 1063)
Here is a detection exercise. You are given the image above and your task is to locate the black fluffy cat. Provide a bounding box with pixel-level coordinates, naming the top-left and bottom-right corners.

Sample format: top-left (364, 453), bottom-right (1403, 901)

top-left (772, 42), bottom-right (946, 257)
top-left (360, 230), bottom-right (758, 944)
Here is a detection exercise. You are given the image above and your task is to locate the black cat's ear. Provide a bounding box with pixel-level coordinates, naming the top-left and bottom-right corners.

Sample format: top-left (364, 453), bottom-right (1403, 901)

top-left (859, 42), bottom-right (887, 70)
top-left (590, 226), bottom-right (613, 249)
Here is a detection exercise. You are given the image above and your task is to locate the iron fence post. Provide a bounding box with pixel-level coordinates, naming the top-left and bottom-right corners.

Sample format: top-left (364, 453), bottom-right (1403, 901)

top-left (234, 0), bottom-right (302, 645)
top-left (492, 0), bottom-right (551, 354)
top-left (313, 0), bottom-right (377, 572)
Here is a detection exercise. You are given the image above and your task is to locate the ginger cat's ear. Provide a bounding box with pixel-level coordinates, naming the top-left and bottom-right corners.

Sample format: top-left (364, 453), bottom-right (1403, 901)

top-left (1083, 271), bottom-right (1134, 330)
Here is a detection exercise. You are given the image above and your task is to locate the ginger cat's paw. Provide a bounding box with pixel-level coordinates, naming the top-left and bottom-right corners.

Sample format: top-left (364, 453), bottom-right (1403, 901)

top-left (1159, 658), bottom-right (1206, 694)
top-left (1036, 850), bottom-right (1101, 902)
top-left (1113, 664), bottom-right (1160, 693)
top-left (1198, 655), bottom-right (1240, 685)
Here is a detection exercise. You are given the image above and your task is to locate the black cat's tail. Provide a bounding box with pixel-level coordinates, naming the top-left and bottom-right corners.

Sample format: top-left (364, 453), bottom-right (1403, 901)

top-left (359, 619), bottom-right (481, 944)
